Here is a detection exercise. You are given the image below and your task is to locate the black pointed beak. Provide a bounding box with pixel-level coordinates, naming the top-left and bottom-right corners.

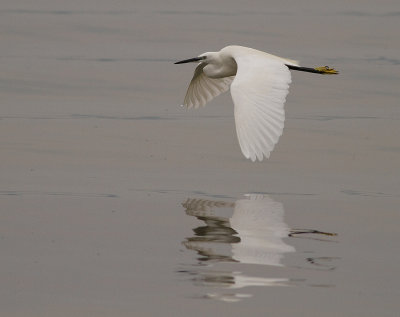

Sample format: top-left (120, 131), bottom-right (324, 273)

top-left (174, 56), bottom-right (205, 64)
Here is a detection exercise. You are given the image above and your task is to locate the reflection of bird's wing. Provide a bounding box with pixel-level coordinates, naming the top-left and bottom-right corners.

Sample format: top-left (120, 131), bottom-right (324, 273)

top-left (230, 55), bottom-right (292, 161)
top-left (183, 63), bottom-right (234, 109)
top-left (230, 194), bottom-right (294, 266)
top-left (231, 194), bottom-right (290, 239)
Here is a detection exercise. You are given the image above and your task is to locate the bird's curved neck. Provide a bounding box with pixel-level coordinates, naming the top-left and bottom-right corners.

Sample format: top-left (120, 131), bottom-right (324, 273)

top-left (203, 54), bottom-right (237, 79)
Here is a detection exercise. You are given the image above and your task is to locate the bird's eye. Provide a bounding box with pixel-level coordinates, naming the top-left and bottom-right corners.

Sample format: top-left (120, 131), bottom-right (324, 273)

top-left (325, 66), bottom-right (329, 69)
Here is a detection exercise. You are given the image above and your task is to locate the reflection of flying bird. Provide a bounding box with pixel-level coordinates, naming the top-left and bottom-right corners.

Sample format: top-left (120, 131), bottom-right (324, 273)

top-left (183, 194), bottom-right (337, 266)
top-left (183, 194), bottom-right (295, 266)
top-left (182, 195), bottom-right (293, 300)
top-left (175, 45), bottom-right (338, 161)
top-left (181, 194), bottom-right (338, 300)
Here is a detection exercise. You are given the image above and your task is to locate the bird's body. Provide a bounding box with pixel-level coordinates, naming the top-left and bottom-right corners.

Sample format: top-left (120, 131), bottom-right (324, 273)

top-left (175, 45), bottom-right (338, 161)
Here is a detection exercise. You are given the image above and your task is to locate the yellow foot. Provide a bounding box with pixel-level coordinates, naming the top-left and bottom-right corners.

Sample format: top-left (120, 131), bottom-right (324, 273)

top-left (314, 66), bottom-right (339, 74)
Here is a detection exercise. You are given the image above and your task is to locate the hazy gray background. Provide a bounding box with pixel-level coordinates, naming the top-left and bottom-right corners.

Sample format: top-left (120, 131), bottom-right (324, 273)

top-left (1, 0), bottom-right (399, 316)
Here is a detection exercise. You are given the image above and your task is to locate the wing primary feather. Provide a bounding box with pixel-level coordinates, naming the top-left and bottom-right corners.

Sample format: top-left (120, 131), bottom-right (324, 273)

top-left (251, 115), bottom-right (277, 160)
top-left (255, 108), bottom-right (285, 137)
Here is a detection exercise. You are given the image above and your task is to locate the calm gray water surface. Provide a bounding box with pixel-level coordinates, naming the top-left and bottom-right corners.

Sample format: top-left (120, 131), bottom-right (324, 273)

top-left (1, 1), bottom-right (400, 316)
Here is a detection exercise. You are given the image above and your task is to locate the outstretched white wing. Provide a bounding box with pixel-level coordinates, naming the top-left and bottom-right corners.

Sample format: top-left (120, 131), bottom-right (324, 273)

top-left (182, 63), bottom-right (234, 109)
top-left (230, 55), bottom-right (292, 161)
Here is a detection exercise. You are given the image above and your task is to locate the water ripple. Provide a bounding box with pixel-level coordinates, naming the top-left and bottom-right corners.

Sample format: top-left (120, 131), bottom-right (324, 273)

top-left (0, 190), bottom-right (118, 198)
top-left (341, 189), bottom-right (395, 198)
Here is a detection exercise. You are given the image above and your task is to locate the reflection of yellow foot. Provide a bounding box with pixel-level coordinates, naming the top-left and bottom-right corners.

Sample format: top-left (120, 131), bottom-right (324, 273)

top-left (314, 66), bottom-right (339, 74)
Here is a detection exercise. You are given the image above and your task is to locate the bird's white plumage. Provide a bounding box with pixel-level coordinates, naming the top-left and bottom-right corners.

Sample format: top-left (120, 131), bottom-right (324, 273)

top-left (178, 45), bottom-right (299, 161)
top-left (230, 55), bottom-right (291, 161)
top-left (183, 63), bottom-right (234, 109)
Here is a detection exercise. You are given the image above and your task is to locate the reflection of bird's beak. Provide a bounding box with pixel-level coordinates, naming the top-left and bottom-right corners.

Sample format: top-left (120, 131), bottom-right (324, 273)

top-left (174, 56), bottom-right (205, 64)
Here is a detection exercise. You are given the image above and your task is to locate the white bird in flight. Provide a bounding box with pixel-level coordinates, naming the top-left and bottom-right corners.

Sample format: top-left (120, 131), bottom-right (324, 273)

top-left (175, 45), bottom-right (338, 161)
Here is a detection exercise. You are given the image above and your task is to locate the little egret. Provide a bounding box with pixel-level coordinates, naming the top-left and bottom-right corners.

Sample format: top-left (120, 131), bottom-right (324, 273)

top-left (175, 45), bottom-right (338, 161)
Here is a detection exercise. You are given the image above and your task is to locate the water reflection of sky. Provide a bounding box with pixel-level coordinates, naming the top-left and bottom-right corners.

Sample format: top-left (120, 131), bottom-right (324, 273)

top-left (180, 194), bottom-right (338, 302)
